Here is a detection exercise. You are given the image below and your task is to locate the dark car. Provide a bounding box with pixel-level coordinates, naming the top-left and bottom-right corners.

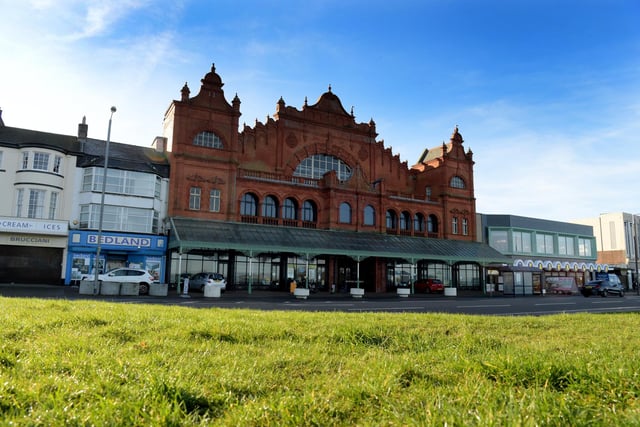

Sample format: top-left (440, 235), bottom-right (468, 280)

top-left (188, 272), bottom-right (227, 292)
top-left (580, 280), bottom-right (625, 297)
top-left (414, 278), bottom-right (444, 293)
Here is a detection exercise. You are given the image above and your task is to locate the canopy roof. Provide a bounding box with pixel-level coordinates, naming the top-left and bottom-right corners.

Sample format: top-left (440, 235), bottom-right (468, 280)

top-left (168, 217), bottom-right (511, 265)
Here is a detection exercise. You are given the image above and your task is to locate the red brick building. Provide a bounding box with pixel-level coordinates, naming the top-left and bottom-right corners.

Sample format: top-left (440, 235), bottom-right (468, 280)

top-left (164, 64), bottom-right (507, 294)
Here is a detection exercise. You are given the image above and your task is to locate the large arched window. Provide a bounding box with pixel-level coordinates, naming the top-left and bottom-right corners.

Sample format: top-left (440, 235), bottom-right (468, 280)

top-left (282, 198), bottom-right (297, 220)
top-left (363, 205), bottom-right (375, 226)
top-left (193, 131), bottom-right (223, 149)
top-left (414, 213), bottom-right (425, 232)
top-left (339, 202), bottom-right (352, 224)
top-left (240, 193), bottom-right (258, 216)
top-left (386, 210), bottom-right (397, 229)
top-left (262, 195), bottom-right (278, 218)
top-left (293, 154), bottom-right (352, 181)
top-left (428, 214), bottom-right (438, 233)
top-left (302, 200), bottom-right (317, 222)
top-left (450, 176), bottom-right (465, 189)
top-left (400, 211), bottom-right (411, 231)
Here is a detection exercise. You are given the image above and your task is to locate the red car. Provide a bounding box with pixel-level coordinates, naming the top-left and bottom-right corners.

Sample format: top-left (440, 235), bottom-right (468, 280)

top-left (414, 278), bottom-right (444, 293)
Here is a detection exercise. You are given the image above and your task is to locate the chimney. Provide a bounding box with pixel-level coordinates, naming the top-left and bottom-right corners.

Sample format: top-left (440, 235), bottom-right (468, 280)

top-left (152, 136), bottom-right (167, 153)
top-left (77, 116), bottom-right (88, 139)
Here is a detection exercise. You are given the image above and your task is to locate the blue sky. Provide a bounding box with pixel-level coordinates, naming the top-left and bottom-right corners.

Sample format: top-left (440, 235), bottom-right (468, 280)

top-left (1, 0), bottom-right (639, 222)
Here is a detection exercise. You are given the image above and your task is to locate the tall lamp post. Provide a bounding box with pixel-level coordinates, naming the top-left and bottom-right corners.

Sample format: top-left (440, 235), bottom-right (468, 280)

top-left (634, 214), bottom-right (639, 295)
top-left (93, 106), bottom-right (117, 294)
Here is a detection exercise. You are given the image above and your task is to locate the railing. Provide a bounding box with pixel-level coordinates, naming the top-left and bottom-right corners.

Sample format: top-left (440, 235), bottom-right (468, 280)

top-left (239, 169), bottom-right (320, 187)
top-left (282, 219), bottom-right (298, 227)
top-left (241, 216), bottom-right (259, 224)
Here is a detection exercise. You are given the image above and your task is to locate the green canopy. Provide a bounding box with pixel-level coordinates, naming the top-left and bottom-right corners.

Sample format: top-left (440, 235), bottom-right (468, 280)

top-left (168, 217), bottom-right (511, 265)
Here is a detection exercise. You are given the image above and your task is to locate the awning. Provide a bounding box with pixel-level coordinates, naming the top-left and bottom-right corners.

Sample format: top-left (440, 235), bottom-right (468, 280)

top-left (168, 217), bottom-right (512, 265)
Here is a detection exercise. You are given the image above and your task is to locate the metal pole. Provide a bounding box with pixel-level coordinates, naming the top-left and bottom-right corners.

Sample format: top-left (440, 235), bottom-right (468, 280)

top-left (634, 215), bottom-right (639, 295)
top-left (93, 106), bottom-right (116, 294)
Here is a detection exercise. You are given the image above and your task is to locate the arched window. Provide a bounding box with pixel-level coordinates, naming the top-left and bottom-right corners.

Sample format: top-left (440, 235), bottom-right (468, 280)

top-left (413, 213), bottom-right (425, 232)
top-left (262, 196), bottom-right (278, 218)
top-left (302, 200), bottom-right (317, 222)
top-left (428, 214), bottom-right (438, 233)
top-left (400, 211), bottom-right (411, 231)
top-left (193, 131), bottom-right (223, 149)
top-left (339, 202), bottom-right (352, 224)
top-left (450, 176), bottom-right (465, 189)
top-left (363, 205), bottom-right (375, 226)
top-left (293, 154), bottom-right (352, 181)
top-left (282, 198), bottom-right (297, 219)
top-left (386, 210), bottom-right (397, 229)
top-left (240, 193), bottom-right (258, 216)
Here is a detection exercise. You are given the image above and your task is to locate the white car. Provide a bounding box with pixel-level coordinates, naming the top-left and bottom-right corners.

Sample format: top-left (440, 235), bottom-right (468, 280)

top-left (188, 272), bottom-right (227, 292)
top-left (82, 268), bottom-right (155, 295)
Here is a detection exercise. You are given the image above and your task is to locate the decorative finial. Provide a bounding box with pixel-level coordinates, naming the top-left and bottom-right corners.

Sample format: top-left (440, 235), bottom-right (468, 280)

top-left (328, 84), bottom-right (332, 93)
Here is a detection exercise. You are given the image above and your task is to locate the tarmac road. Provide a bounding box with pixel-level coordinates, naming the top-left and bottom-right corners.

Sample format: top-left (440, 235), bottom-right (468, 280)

top-left (2, 283), bottom-right (640, 316)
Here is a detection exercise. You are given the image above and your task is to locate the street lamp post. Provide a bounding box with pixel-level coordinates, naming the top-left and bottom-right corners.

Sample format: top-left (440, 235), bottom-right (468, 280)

top-left (93, 106), bottom-right (116, 294)
top-left (634, 214), bottom-right (639, 295)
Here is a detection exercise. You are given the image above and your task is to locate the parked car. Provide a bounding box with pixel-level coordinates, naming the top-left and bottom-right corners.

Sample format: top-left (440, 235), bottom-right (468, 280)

top-left (81, 268), bottom-right (155, 295)
top-left (188, 272), bottom-right (227, 292)
top-left (580, 280), bottom-right (625, 297)
top-left (414, 278), bottom-right (444, 293)
top-left (170, 273), bottom-right (191, 289)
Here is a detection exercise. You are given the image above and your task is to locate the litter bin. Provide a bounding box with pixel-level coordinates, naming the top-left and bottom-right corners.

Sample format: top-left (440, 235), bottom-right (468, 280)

top-left (204, 282), bottom-right (222, 298)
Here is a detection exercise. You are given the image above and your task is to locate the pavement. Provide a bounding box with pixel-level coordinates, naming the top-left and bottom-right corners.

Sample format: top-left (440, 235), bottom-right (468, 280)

top-left (0, 282), bottom-right (485, 303)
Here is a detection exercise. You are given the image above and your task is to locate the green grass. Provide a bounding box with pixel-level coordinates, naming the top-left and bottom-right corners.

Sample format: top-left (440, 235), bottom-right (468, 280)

top-left (1, 297), bottom-right (639, 426)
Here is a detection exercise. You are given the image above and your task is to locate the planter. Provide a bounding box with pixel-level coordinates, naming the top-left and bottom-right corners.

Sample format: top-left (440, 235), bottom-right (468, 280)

top-left (204, 284), bottom-right (222, 298)
top-left (100, 281), bottom-right (120, 295)
top-left (350, 288), bottom-right (365, 298)
top-left (444, 287), bottom-right (457, 297)
top-left (397, 288), bottom-right (410, 298)
top-left (293, 288), bottom-right (310, 299)
top-left (79, 280), bottom-right (99, 295)
top-left (119, 282), bottom-right (140, 296)
top-left (149, 283), bottom-right (168, 297)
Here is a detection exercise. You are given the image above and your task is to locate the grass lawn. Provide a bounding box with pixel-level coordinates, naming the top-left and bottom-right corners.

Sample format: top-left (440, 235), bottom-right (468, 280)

top-left (1, 297), bottom-right (639, 426)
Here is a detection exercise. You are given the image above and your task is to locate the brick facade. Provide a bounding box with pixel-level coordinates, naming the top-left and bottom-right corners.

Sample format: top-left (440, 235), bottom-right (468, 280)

top-left (165, 64), bottom-right (476, 239)
top-left (163, 64), bottom-right (482, 292)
